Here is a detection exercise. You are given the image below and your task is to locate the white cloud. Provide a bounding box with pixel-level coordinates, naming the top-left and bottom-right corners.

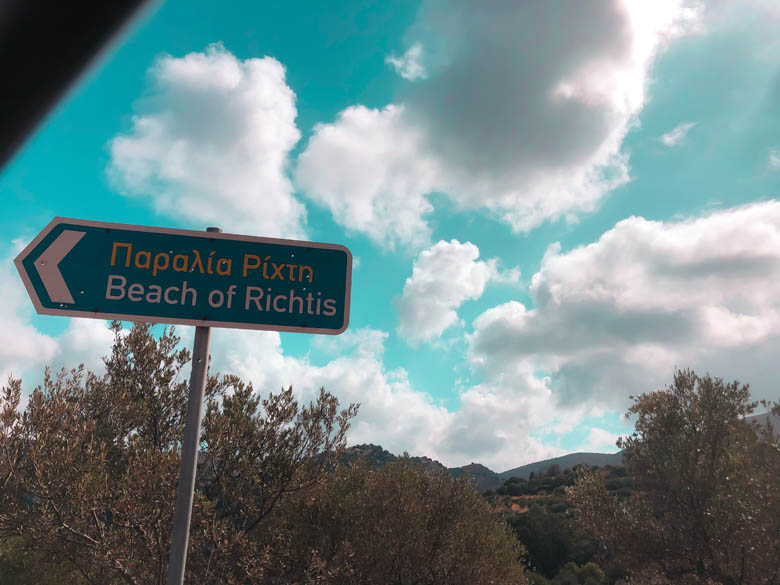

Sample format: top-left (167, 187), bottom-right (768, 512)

top-left (296, 105), bottom-right (438, 248)
top-left (386, 43), bottom-right (427, 80)
top-left (578, 427), bottom-right (622, 453)
top-left (311, 327), bottom-right (388, 359)
top-left (769, 148), bottom-right (780, 169)
top-left (108, 43), bottom-right (306, 238)
top-left (297, 1), bottom-right (700, 247)
top-left (0, 242), bottom-right (58, 382)
top-left (197, 325), bottom-right (564, 471)
top-left (207, 327), bottom-right (453, 461)
top-left (0, 240), bottom-right (122, 386)
top-left (397, 240), bottom-right (520, 343)
top-left (53, 319), bottom-right (118, 374)
top-left (659, 121), bottom-right (697, 146)
top-left (436, 366), bottom-right (565, 470)
top-left (469, 200), bottom-right (780, 411)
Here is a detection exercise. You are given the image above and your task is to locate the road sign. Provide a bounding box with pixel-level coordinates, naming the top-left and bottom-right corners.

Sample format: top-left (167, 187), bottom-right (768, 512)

top-left (15, 217), bottom-right (352, 334)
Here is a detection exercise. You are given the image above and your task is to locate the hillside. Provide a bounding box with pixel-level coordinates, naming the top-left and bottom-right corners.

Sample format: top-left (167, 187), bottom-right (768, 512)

top-left (749, 411), bottom-right (780, 436)
top-left (341, 444), bottom-right (449, 475)
top-left (341, 412), bottom-right (776, 488)
top-left (498, 452), bottom-right (623, 481)
top-left (342, 445), bottom-right (626, 492)
top-left (342, 445), bottom-right (503, 491)
top-left (447, 463), bottom-right (502, 492)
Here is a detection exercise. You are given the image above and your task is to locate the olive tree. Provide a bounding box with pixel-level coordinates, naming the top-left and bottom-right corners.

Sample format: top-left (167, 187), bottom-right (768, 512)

top-left (568, 370), bottom-right (780, 585)
top-left (0, 322), bottom-right (356, 585)
top-left (274, 458), bottom-right (528, 585)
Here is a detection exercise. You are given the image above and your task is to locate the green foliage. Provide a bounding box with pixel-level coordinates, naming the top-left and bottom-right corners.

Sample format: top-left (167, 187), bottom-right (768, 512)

top-left (568, 369), bottom-right (780, 585)
top-left (0, 322), bottom-right (357, 585)
top-left (527, 562), bottom-right (607, 585)
top-left (508, 503), bottom-right (598, 579)
top-left (275, 458), bottom-right (528, 584)
top-left (551, 562), bottom-right (607, 585)
top-left (497, 467), bottom-right (579, 497)
top-left (0, 322), bottom-right (527, 585)
top-left (0, 537), bottom-right (87, 584)
top-left (495, 466), bottom-right (611, 579)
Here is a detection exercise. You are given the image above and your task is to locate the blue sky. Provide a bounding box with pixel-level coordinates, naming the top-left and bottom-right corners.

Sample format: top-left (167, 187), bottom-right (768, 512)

top-left (2, 0), bottom-right (779, 471)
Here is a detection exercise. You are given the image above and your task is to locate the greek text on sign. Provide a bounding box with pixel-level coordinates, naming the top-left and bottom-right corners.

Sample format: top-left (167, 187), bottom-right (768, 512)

top-left (15, 218), bottom-right (352, 334)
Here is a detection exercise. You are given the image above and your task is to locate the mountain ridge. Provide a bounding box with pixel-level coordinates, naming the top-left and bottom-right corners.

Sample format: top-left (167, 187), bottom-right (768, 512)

top-left (342, 411), bottom-right (777, 491)
top-left (341, 444), bottom-right (623, 492)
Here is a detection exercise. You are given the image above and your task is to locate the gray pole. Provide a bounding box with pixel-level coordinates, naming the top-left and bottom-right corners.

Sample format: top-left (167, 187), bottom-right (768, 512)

top-left (165, 226), bottom-right (220, 585)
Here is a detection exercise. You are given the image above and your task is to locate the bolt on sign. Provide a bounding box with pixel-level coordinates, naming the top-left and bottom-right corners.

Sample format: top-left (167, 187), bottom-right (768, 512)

top-left (14, 217), bottom-right (352, 334)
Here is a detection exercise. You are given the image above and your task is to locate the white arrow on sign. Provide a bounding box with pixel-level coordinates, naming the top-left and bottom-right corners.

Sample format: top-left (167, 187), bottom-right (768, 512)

top-left (35, 230), bottom-right (85, 304)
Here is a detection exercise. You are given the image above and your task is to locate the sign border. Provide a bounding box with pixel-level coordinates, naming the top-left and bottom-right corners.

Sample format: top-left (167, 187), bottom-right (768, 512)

top-left (14, 217), bottom-right (352, 335)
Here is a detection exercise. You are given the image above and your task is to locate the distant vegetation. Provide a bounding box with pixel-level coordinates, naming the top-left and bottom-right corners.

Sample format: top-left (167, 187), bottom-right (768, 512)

top-left (498, 452), bottom-right (623, 482)
top-left (487, 464), bottom-right (631, 584)
top-left (0, 323), bottom-right (778, 585)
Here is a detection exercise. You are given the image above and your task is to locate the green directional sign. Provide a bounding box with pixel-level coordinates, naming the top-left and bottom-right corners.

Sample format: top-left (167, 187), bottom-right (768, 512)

top-left (15, 217), bottom-right (352, 334)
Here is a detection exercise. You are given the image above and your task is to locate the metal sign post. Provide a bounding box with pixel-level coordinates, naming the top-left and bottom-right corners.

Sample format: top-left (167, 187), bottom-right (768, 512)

top-left (167, 324), bottom-right (211, 585)
top-left (165, 227), bottom-right (218, 585)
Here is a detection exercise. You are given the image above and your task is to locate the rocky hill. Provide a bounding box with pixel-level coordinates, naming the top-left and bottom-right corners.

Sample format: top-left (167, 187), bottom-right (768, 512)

top-left (498, 451), bottom-right (623, 481)
top-left (342, 446), bottom-right (623, 492)
top-left (341, 445), bottom-right (502, 491)
top-left (341, 443), bottom-right (449, 472)
top-left (343, 444), bottom-right (629, 490)
top-left (448, 462), bottom-right (502, 492)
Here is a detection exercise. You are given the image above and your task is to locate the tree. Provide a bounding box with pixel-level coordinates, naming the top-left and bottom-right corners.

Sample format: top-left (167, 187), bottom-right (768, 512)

top-left (0, 322), bottom-right (357, 585)
top-left (0, 536), bottom-right (85, 585)
top-left (275, 458), bottom-right (528, 585)
top-left (0, 322), bottom-right (527, 585)
top-left (527, 562), bottom-right (607, 585)
top-left (508, 503), bottom-right (597, 579)
top-left (568, 369), bottom-right (780, 585)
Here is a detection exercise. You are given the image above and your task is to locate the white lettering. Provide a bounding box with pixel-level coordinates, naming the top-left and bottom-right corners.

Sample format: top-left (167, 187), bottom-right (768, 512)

top-left (181, 281), bottom-right (197, 306)
top-left (208, 289), bottom-right (224, 308)
top-left (105, 275), bottom-right (126, 300)
top-left (273, 293), bottom-right (287, 313)
top-left (146, 285), bottom-right (162, 303)
top-left (164, 286), bottom-right (179, 305)
top-left (245, 286), bottom-right (263, 310)
top-left (127, 283), bottom-right (144, 302)
top-left (322, 298), bottom-right (337, 317)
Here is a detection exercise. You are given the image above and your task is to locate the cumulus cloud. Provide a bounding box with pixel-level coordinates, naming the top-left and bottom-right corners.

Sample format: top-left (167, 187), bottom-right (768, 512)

top-left (397, 240), bottom-right (520, 343)
top-left (386, 43), bottom-right (427, 80)
top-left (578, 427), bottom-right (622, 452)
top-left (296, 105), bottom-right (438, 249)
top-left (311, 327), bottom-right (389, 359)
top-left (108, 43), bottom-right (306, 238)
top-left (0, 241), bottom-right (58, 381)
top-left (206, 327), bottom-right (452, 460)
top-left (469, 200), bottom-right (780, 411)
top-left (195, 325), bottom-right (561, 471)
top-left (53, 319), bottom-right (118, 374)
top-left (0, 240), bottom-right (121, 385)
top-left (659, 121), bottom-right (697, 146)
top-left (435, 366), bottom-right (565, 470)
top-left (297, 0), bottom-right (700, 247)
